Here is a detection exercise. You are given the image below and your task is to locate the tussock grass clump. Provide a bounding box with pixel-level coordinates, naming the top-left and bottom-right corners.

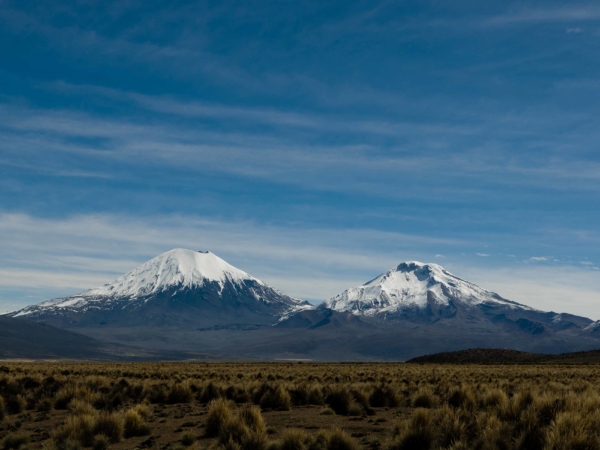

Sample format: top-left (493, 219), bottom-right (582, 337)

top-left (123, 407), bottom-right (151, 437)
top-left (411, 388), bottom-right (437, 409)
top-left (91, 434), bottom-right (110, 450)
top-left (436, 406), bottom-right (466, 448)
top-left (545, 410), bottom-right (600, 450)
top-left (273, 427), bottom-right (358, 450)
top-left (325, 388), bottom-right (353, 415)
top-left (290, 384), bottom-right (323, 406)
top-left (325, 428), bottom-right (360, 450)
top-left (200, 381), bottom-right (224, 403)
top-left (482, 388), bottom-right (508, 410)
top-left (259, 386), bottom-right (291, 411)
top-left (278, 428), bottom-right (310, 450)
top-left (92, 412), bottom-right (123, 444)
top-left (205, 398), bottom-right (233, 438)
top-left (239, 404), bottom-right (267, 436)
top-left (446, 386), bottom-right (476, 411)
top-left (52, 414), bottom-right (96, 448)
top-left (218, 404), bottom-right (267, 450)
top-left (133, 402), bottom-right (151, 420)
top-left (167, 381), bottom-right (193, 404)
top-left (36, 396), bottom-right (53, 412)
top-left (389, 409), bottom-right (436, 450)
top-left (54, 386), bottom-right (83, 410)
top-left (2, 432), bottom-right (29, 450)
top-left (369, 384), bottom-right (401, 408)
top-left (68, 399), bottom-right (96, 416)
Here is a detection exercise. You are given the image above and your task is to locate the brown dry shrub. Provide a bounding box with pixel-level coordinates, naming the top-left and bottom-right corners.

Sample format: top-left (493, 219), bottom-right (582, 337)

top-left (0, 396), bottom-right (5, 421)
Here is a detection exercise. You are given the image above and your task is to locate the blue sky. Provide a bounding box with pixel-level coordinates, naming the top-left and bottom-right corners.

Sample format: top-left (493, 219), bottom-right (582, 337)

top-left (1, 1), bottom-right (600, 317)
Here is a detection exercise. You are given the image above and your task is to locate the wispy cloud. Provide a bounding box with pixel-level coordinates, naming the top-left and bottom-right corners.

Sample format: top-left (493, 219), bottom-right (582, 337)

top-left (3, 95), bottom-right (600, 200)
top-left (460, 265), bottom-right (600, 319)
top-left (488, 7), bottom-right (600, 25)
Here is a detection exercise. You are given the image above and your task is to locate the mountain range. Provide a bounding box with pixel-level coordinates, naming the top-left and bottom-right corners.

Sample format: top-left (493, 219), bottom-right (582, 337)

top-left (5, 248), bottom-right (600, 360)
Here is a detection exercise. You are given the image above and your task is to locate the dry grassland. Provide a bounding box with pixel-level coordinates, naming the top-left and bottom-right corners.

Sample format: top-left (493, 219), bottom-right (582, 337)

top-left (0, 362), bottom-right (599, 449)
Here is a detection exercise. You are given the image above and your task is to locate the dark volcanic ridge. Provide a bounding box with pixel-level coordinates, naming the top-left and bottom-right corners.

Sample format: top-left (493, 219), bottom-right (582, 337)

top-left (407, 348), bottom-right (600, 364)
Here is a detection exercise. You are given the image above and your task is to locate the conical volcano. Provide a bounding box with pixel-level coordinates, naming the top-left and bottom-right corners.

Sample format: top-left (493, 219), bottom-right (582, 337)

top-left (8, 249), bottom-right (311, 328)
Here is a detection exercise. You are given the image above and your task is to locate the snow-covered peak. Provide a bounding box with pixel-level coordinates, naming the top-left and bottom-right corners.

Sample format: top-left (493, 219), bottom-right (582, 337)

top-left (84, 248), bottom-right (261, 298)
top-left (8, 249), bottom-right (309, 320)
top-left (324, 261), bottom-right (528, 316)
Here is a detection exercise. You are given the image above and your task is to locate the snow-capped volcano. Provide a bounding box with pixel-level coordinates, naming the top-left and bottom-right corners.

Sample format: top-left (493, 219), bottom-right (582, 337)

top-left (79, 249), bottom-right (263, 299)
top-left (324, 261), bottom-right (530, 318)
top-left (8, 249), bottom-right (310, 327)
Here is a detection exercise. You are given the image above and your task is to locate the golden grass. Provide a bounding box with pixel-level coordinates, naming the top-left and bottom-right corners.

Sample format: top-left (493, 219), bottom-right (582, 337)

top-left (2, 362), bottom-right (600, 448)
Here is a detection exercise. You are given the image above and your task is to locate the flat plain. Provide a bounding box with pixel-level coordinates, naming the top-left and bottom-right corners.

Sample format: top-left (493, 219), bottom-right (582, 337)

top-left (1, 362), bottom-right (599, 450)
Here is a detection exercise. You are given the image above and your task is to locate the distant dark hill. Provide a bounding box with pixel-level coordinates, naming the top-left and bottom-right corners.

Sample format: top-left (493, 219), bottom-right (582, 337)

top-left (407, 348), bottom-right (545, 364)
top-left (0, 316), bottom-right (117, 359)
top-left (407, 348), bottom-right (600, 364)
top-left (0, 316), bottom-right (223, 360)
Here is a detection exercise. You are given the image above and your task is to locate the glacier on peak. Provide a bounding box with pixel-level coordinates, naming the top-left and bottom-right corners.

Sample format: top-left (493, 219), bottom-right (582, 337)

top-left (324, 261), bottom-right (532, 317)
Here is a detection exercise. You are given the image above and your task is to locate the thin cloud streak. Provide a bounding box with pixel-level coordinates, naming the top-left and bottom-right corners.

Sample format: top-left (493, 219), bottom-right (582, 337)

top-left (487, 6), bottom-right (600, 25)
top-left (3, 101), bottom-right (600, 199)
